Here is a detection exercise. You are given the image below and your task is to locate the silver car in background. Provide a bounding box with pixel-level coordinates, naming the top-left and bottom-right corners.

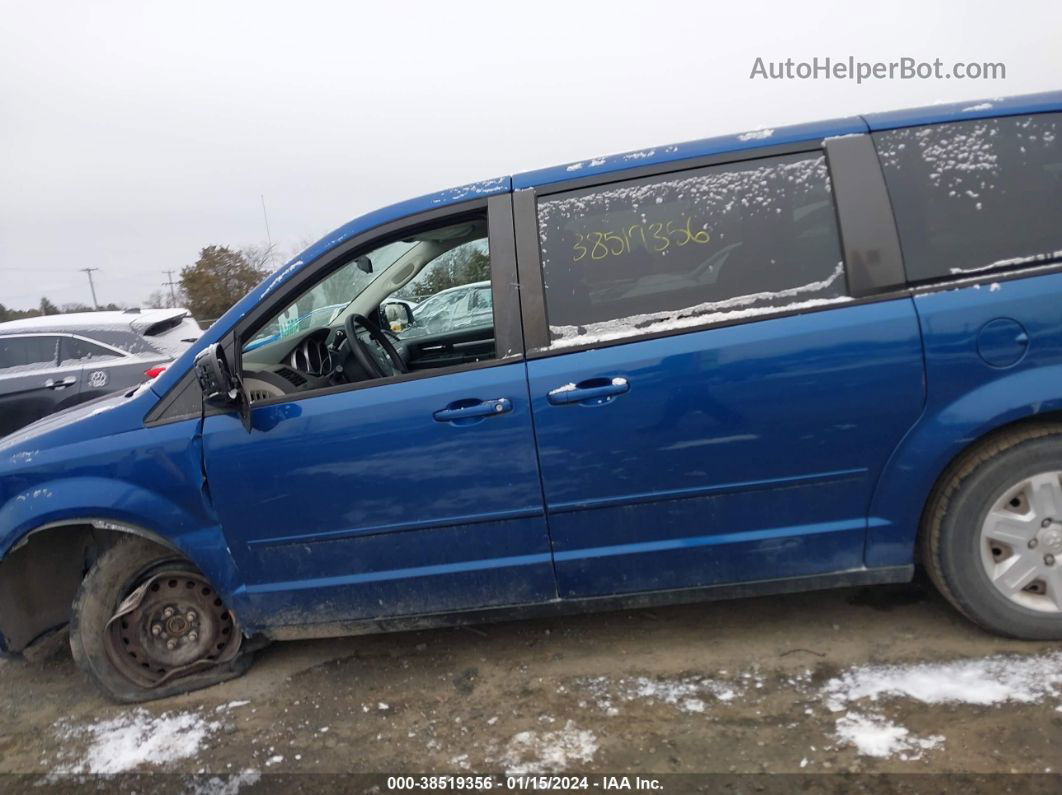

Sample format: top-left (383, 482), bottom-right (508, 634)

top-left (0, 308), bottom-right (202, 437)
top-left (399, 281), bottom-right (493, 339)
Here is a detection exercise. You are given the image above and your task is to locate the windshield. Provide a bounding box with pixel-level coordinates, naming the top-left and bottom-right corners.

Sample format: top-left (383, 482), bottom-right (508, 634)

top-left (244, 240), bottom-right (415, 351)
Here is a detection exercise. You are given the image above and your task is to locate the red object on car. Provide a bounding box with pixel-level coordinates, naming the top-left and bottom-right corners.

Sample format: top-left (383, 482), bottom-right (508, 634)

top-left (144, 365), bottom-right (167, 379)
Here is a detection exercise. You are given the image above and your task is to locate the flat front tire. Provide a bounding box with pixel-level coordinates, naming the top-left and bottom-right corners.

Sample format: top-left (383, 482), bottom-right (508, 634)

top-left (69, 536), bottom-right (253, 702)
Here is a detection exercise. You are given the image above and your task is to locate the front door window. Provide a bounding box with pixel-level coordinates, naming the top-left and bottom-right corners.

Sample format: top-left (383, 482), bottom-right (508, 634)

top-left (240, 216), bottom-right (496, 402)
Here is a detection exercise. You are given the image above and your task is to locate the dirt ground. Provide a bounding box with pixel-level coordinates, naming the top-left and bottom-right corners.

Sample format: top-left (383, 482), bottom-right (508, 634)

top-left (2, 578), bottom-right (1061, 792)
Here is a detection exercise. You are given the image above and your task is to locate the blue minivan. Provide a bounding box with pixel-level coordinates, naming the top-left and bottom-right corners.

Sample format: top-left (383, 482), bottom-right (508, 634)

top-left (2, 91), bottom-right (1061, 701)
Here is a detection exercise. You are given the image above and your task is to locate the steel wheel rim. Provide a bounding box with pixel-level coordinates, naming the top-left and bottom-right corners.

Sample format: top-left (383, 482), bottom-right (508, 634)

top-left (105, 566), bottom-right (241, 688)
top-left (980, 471), bottom-right (1062, 613)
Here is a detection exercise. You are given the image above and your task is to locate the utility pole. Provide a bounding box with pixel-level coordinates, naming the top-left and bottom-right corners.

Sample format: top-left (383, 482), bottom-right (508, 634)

top-left (79, 268), bottom-right (100, 310)
top-left (163, 270), bottom-right (179, 308)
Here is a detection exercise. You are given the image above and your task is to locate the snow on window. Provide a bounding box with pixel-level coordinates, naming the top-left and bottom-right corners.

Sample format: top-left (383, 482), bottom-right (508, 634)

top-left (537, 153), bottom-right (846, 348)
top-left (876, 113), bottom-right (1062, 281)
top-left (949, 248), bottom-right (1062, 275)
top-left (548, 265), bottom-right (849, 348)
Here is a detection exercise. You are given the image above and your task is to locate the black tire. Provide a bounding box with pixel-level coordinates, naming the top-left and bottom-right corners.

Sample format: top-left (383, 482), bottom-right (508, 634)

top-left (70, 536), bottom-right (253, 702)
top-left (922, 423), bottom-right (1062, 640)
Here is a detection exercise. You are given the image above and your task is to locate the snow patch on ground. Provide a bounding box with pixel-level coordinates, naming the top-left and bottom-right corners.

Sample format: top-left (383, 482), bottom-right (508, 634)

top-left (188, 769), bottom-right (261, 795)
top-left (580, 674), bottom-right (744, 715)
top-left (822, 651), bottom-right (1062, 712)
top-left (834, 711), bottom-right (944, 759)
top-left (823, 652), bottom-right (1062, 759)
top-left (499, 720), bottom-right (597, 774)
top-left (53, 709), bottom-right (220, 774)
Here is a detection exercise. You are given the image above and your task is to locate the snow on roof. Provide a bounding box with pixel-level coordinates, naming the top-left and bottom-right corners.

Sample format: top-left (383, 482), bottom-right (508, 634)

top-left (517, 89), bottom-right (1062, 190)
top-left (0, 308), bottom-right (190, 335)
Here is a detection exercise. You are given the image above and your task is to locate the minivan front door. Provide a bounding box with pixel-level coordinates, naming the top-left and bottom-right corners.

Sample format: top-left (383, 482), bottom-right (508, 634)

top-left (201, 199), bottom-right (557, 630)
top-left (203, 363), bottom-right (553, 628)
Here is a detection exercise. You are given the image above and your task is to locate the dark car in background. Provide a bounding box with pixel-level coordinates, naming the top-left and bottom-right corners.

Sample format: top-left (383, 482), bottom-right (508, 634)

top-left (0, 308), bottom-right (202, 436)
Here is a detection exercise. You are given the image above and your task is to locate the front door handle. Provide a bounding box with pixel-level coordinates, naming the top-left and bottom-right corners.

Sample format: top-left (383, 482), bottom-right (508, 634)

top-left (433, 397), bottom-right (513, 424)
top-left (547, 376), bottom-right (629, 406)
top-left (44, 376), bottom-right (77, 390)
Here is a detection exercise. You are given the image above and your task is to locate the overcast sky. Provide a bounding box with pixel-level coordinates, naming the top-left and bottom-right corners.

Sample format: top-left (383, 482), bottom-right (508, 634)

top-left (1, 0), bottom-right (1060, 310)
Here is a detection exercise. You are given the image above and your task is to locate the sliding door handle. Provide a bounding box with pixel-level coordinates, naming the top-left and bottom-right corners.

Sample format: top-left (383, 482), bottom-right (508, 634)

top-left (547, 377), bottom-right (629, 406)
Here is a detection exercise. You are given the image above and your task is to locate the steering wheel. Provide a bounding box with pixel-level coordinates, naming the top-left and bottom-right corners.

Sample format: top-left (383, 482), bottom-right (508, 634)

top-left (344, 313), bottom-right (408, 378)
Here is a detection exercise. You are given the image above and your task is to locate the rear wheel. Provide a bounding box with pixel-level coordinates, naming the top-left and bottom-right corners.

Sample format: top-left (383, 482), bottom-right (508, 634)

top-left (70, 536), bottom-right (253, 702)
top-left (923, 424), bottom-right (1062, 639)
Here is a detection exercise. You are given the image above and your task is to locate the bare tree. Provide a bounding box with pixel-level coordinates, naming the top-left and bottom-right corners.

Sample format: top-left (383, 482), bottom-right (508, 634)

top-left (239, 242), bottom-right (279, 273)
top-left (144, 289), bottom-right (168, 309)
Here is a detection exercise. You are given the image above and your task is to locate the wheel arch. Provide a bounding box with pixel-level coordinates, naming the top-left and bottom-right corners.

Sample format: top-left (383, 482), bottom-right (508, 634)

top-left (0, 479), bottom-right (247, 656)
top-left (0, 519), bottom-right (161, 654)
top-left (867, 388), bottom-right (1062, 568)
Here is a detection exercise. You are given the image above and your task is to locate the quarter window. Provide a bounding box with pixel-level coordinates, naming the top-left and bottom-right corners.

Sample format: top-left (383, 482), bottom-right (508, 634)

top-left (59, 336), bottom-right (122, 365)
top-left (536, 153), bottom-right (846, 348)
top-left (874, 113), bottom-right (1062, 281)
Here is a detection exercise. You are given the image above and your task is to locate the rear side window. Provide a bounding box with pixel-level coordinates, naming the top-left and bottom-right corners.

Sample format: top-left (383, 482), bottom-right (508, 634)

top-left (0, 336), bottom-right (59, 371)
top-left (536, 153), bottom-right (846, 348)
top-left (59, 336), bottom-right (123, 365)
top-left (875, 113), bottom-right (1062, 281)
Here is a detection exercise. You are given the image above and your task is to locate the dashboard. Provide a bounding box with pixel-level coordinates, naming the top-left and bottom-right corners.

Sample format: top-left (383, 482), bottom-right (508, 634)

top-left (239, 318), bottom-right (495, 404)
top-left (287, 333), bottom-right (334, 377)
top-left (240, 326), bottom-right (404, 402)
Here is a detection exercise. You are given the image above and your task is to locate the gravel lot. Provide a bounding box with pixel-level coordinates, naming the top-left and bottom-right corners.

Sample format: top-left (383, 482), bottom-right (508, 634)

top-left (2, 578), bottom-right (1061, 792)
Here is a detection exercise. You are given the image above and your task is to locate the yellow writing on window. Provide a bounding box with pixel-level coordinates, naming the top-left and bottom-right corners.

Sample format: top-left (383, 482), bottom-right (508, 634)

top-left (572, 216), bottom-right (711, 262)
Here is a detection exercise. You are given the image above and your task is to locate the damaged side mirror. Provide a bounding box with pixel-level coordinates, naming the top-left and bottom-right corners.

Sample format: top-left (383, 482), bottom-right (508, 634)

top-left (193, 343), bottom-right (252, 432)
